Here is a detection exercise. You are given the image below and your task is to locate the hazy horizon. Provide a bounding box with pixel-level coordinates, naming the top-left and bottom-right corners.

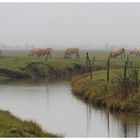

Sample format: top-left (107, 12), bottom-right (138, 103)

top-left (0, 3), bottom-right (140, 50)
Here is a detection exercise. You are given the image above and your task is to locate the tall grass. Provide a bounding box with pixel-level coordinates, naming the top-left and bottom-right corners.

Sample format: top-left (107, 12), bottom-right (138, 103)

top-left (72, 68), bottom-right (140, 114)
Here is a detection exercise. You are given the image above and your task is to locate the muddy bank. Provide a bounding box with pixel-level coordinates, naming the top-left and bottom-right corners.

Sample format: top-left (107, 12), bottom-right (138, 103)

top-left (23, 62), bottom-right (87, 79)
top-left (0, 62), bottom-right (87, 80)
top-left (0, 68), bottom-right (30, 80)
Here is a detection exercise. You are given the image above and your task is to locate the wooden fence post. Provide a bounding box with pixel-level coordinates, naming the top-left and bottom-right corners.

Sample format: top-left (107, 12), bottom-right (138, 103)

top-left (106, 56), bottom-right (110, 83)
top-left (86, 52), bottom-right (93, 80)
top-left (123, 60), bottom-right (127, 82)
top-left (123, 59), bottom-right (128, 98)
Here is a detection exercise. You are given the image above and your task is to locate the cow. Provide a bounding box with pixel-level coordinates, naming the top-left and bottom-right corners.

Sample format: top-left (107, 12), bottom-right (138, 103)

top-left (27, 48), bottom-right (53, 58)
top-left (39, 48), bottom-right (53, 58)
top-left (64, 48), bottom-right (80, 58)
top-left (109, 48), bottom-right (125, 58)
top-left (129, 47), bottom-right (140, 57)
top-left (27, 48), bottom-right (41, 56)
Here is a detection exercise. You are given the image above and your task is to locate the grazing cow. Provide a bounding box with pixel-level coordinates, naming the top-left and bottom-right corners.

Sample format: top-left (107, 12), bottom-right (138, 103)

top-left (27, 48), bottom-right (40, 56)
top-left (39, 48), bottom-right (53, 57)
top-left (27, 48), bottom-right (53, 58)
top-left (129, 47), bottom-right (140, 57)
top-left (110, 48), bottom-right (125, 58)
top-left (64, 48), bottom-right (80, 58)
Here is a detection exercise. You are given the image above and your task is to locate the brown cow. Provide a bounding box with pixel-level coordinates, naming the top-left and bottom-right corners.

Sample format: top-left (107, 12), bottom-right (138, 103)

top-left (39, 48), bottom-right (53, 57)
top-left (27, 48), bottom-right (53, 58)
top-left (110, 48), bottom-right (125, 58)
top-left (64, 48), bottom-right (80, 58)
top-left (27, 48), bottom-right (41, 56)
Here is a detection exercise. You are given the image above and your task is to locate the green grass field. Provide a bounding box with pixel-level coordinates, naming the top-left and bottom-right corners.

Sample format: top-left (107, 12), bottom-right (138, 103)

top-left (0, 50), bottom-right (140, 71)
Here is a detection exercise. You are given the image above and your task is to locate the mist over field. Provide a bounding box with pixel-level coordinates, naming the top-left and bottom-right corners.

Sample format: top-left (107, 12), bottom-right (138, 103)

top-left (0, 3), bottom-right (140, 50)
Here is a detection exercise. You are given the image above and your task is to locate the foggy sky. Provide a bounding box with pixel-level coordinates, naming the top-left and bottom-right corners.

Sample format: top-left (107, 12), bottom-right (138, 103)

top-left (0, 3), bottom-right (140, 49)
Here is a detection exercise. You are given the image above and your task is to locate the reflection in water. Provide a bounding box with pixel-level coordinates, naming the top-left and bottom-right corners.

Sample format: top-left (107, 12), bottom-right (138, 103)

top-left (111, 112), bottom-right (140, 137)
top-left (45, 86), bottom-right (50, 110)
top-left (106, 112), bottom-right (110, 137)
top-left (123, 121), bottom-right (127, 137)
top-left (86, 104), bottom-right (91, 137)
top-left (0, 79), bottom-right (139, 137)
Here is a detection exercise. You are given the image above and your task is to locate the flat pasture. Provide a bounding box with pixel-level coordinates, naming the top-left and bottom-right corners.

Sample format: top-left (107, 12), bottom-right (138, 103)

top-left (0, 49), bottom-right (139, 71)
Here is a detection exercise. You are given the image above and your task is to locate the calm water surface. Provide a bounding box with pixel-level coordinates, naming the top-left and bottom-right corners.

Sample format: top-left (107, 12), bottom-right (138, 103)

top-left (0, 79), bottom-right (139, 137)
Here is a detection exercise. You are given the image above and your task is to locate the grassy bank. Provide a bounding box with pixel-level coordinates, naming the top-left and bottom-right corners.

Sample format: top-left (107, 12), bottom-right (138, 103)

top-left (0, 50), bottom-right (138, 80)
top-left (72, 69), bottom-right (140, 114)
top-left (0, 110), bottom-right (58, 137)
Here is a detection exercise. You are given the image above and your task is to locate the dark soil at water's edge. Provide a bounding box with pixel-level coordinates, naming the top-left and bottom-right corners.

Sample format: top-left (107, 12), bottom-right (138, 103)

top-left (24, 62), bottom-right (86, 79)
top-left (0, 62), bottom-right (86, 80)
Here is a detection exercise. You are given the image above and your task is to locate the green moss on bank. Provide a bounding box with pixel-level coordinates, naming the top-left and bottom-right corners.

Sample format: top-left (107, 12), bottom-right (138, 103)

top-left (72, 69), bottom-right (140, 114)
top-left (0, 110), bottom-right (58, 137)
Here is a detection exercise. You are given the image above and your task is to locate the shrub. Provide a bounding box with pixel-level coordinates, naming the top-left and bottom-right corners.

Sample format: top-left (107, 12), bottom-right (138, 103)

top-left (113, 62), bottom-right (139, 98)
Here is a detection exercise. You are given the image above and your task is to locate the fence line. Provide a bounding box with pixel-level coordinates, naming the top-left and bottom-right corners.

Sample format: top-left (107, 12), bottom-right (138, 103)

top-left (85, 53), bottom-right (140, 83)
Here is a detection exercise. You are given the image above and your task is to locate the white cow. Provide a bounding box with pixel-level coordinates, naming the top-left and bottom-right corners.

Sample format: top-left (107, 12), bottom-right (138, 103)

top-left (129, 47), bottom-right (140, 57)
top-left (110, 48), bottom-right (125, 58)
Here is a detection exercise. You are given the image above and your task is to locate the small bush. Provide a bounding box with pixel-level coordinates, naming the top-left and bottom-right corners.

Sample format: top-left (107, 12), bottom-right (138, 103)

top-left (113, 62), bottom-right (139, 98)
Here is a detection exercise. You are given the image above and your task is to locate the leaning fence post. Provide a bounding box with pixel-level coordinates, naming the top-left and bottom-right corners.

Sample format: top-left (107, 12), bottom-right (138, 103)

top-left (124, 55), bottom-right (129, 83)
top-left (106, 56), bottom-right (110, 83)
top-left (123, 59), bottom-right (128, 97)
top-left (124, 61), bottom-right (127, 82)
top-left (86, 52), bottom-right (93, 80)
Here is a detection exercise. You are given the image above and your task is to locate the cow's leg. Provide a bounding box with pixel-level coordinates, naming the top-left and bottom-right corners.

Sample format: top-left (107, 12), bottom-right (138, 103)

top-left (47, 53), bottom-right (50, 58)
top-left (49, 52), bottom-right (52, 58)
top-left (76, 53), bottom-right (78, 58)
top-left (124, 52), bottom-right (126, 58)
top-left (45, 54), bottom-right (49, 61)
top-left (77, 53), bottom-right (80, 58)
top-left (77, 52), bottom-right (80, 58)
top-left (76, 51), bottom-right (79, 58)
top-left (49, 54), bottom-right (51, 58)
top-left (64, 53), bottom-right (69, 58)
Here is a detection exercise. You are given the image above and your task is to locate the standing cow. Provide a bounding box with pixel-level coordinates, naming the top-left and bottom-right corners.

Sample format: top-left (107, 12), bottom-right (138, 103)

top-left (129, 47), bottom-right (140, 57)
top-left (27, 48), bottom-right (53, 58)
top-left (64, 48), bottom-right (80, 58)
top-left (27, 48), bottom-right (40, 56)
top-left (110, 48), bottom-right (125, 58)
top-left (39, 48), bottom-right (53, 58)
